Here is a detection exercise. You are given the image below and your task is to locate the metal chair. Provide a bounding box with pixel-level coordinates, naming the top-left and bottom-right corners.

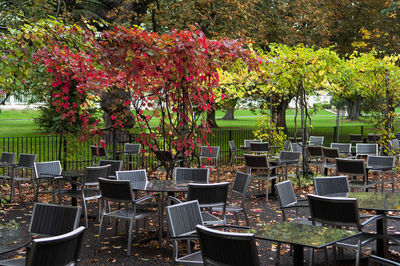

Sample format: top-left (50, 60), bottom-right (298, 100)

top-left (368, 134), bottom-right (381, 143)
top-left (249, 142), bottom-right (269, 155)
top-left (308, 194), bottom-right (382, 266)
top-left (313, 176), bottom-right (350, 196)
top-left (322, 147), bottom-right (340, 175)
top-left (244, 139), bottom-right (261, 149)
top-left (188, 182), bottom-right (229, 225)
top-left (166, 200), bottom-right (204, 265)
top-left (350, 134), bottom-right (364, 143)
top-left (369, 255), bottom-right (400, 266)
top-left (173, 167), bottom-right (209, 184)
top-left (336, 158), bottom-right (377, 192)
top-left (308, 136), bottom-right (324, 146)
top-left (388, 139), bottom-right (400, 162)
top-left (10, 153), bottom-right (37, 202)
top-left (29, 203), bottom-right (81, 236)
top-left (123, 143), bottom-right (141, 169)
top-left (212, 172), bottom-right (251, 226)
top-left (291, 142), bottom-right (302, 152)
top-left (34, 161), bottom-right (62, 203)
top-left (98, 178), bottom-right (160, 256)
top-left (0, 152), bottom-right (16, 179)
top-left (283, 140), bottom-right (292, 151)
top-left (244, 154), bottom-right (280, 203)
top-left (98, 159), bottom-right (123, 179)
top-left (330, 143), bottom-right (352, 156)
top-left (278, 151), bottom-right (302, 189)
top-left (228, 140), bottom-right (244, 166)
top-left (356, 143), bottom-right (379, 157)
top-left (199, 146), bottom-right (220, 181)
top-left (196, 224), bottom-right (260, 266)
top-left (90, 145), bottom-right (110, 165)
top-left (0, 226), bottom-right (86, 266)
top-left (59, 164), bottom-right (111, 227)
top-left (154, 150), bottom-right (182, 178)
top-left (116, 169), bottom-right (149, 192)
top-left (367, 156), bottom-right (395, 192)
top-left (307, 146), bottom-right (323, 174)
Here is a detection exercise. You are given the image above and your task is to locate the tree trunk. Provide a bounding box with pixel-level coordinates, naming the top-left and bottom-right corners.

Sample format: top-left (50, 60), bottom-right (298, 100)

top-left (207, 110), bottom-right (218, 128)
top-left (221, 99), bottom-right (238, 120)
top-left (346, 97), bottom-right (361, 120)
top-left (270, 96), bottom-right (289, 131)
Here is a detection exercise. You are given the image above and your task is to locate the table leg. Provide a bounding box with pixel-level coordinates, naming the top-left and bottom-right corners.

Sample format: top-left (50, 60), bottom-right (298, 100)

top-left (292, 244), bottom-right (304, 266)
top-left (158, 192), bottom-right (165, 249)
top-left (71, 183), bottom-right (77, 206)
top-left (376, 210), bottom-right (387, 258)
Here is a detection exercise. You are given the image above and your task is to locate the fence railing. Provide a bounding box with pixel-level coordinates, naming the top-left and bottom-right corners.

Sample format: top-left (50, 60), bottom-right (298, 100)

top-left (0, 125), bottom-right (377, 171)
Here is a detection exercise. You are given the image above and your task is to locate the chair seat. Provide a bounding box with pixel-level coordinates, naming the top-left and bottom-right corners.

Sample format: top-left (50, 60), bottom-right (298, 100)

top-left (176, 250), bottom-right (203, 264)
top-left (348, 180), bottom-right (378, 189)
top-left (0, 257), bottom-right (25, 266)
top-left (104, 207), bottom-right (154, 220)
top-left (59, 189), bottom-right (100, 199)
top-left (336, 232), bottom-right (378, 248)
top-left (212, 205), bottom-right (242, 213)
top-left (201, 211), bottom-right (224, 225)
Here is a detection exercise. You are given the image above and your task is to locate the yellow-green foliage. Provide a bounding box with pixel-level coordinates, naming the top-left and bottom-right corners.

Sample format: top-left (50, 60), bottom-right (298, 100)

top-left (253, 115), bottom-right (286, 150)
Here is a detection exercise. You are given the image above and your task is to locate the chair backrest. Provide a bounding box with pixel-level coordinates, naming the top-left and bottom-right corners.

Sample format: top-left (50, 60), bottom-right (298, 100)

top-left (83, 164), bottom-right (111, 185)
top-left (283, 140), bottom-right (292, 151)
top-left (34, 161), bottom-right (62, 179)
top-left (336, 159), bottom-right (366, 176)
top-left (98, 160), bottom-right (123, 177)
top-left (166, 200), bottom-right (204, 237)
top-left (309, 136), bottom-right (324, 146)
top-left (232, 172), bottom-right (251, 199)
top-left (29, 203), bottom-right (81, 236)
top-left (228, 140), bottom-right (236, 151)
top-left (350, 134), bottom-right (363, 142)
top-left (307, 145), bottom-right (323, 157)
top-left (26, 226), bottom-right (85, 266)
top-left (291, 143), bottom-right (302, 152)
top-left (17, 153), bottom-right (37, 168)
top-left (313, 176), bottom-right (350, 196)
top-left (308, 194), bottom-right (361, 231)
top-left (279, 151), bottom-right (301, 163)
top-left (188, 182), bottom-right (229, 208)
top-left (98, 177), bottom-right (134, 203)
top-left (90, 145), bottom-right (107, 157)
top-left (275, 180), bottom-right (297, 208)
top-left (173, 167), bottom-right (209, 184)
top-left (356, 143), bottom-right (378, 156)
top-left (244, 139), bottom-right (261, 148)
top-left (200, 146), bottom-right (220, 159)
top-left (0, 152), bottom-right (16, 164)
top-left (322, 147), bottom-right (340, 159)
top-left (196, 225), bottom-right (260, 266)
top-left (244, 154), bottom-right (269, 171)
top-left (116, 169), bottom-right (148, 190)
top-left (154, 150), bottom-right (173, 162)
top-left (368, 255), bottom-right (400, 266)
top-left (389, 139), bottom-right (400, 150)
top-left (367, 156), bottom-right (395, 168)
top-left (249, 142), bottom-right (269, 153)
top-left (123, 143), bottom-right (141, 154)
top-left (330, 143), bottom-right (352, 154)
top-left (368, 134), bottom-right (381, 142)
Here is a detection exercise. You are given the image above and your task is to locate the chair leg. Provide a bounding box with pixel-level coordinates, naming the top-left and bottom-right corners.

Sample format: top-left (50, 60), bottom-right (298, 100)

top-left (10, 178), bottom-right (15, 203)
top-left (127, 219), bottom-right (134, 256)
top-left (323, 247), bottom-right (329, 266)
top-left (234, 213), bottom-right (239, 225)
top-left (82, 198), bottom-right (89, 228)
top-left (243, 210), bottom-right (250, 226)
top-left (276, 243), bottom-right (281, 265)
top-left (355, 242), bottom-right (361, 266)
top-left (265, 178), bottom-right (270, 203)
top-left (308, 248), bottom-right (313, 266)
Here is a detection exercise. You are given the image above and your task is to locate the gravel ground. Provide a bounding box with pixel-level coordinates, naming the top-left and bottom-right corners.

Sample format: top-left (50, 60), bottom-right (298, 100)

top-left (1, 165), bottom-right (400, 265)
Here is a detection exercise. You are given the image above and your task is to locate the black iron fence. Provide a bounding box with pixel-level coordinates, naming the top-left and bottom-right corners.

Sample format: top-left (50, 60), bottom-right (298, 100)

top-left (0, 125), bottom-right (377, 171)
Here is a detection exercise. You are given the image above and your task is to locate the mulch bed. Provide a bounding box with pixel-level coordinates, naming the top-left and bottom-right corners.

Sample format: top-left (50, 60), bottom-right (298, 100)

top-left (1, 165), bottom-right (400, 265)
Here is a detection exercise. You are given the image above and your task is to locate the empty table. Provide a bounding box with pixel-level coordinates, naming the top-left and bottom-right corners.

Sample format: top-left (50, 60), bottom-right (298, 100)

top-left (0, 229), bottom-right (32, 255)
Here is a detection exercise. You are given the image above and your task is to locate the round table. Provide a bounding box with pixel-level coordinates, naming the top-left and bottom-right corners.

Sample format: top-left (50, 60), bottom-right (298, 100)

top-left (0, 229), bottom-right (32, 255)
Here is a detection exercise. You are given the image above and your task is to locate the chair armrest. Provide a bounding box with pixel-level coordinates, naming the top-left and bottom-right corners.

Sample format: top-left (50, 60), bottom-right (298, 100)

top-left (135, 194), bottom-right (160, 204)
top-left (361, 214), bottom-right (384, 227)
top-left (167, 196), bottom-right (183, 205)
top-left (170, 234), bottom-right (198, 241)
top-left (209, 225), bottom-right (250, 230)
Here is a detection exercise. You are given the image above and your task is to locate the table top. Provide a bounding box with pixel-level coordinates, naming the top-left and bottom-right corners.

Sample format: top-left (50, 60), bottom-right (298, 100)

top-left (131, 180), bottom-right (189, 192)
top-left (0, 229), bottom-right (32, 255)
top-left (39, 170), bottom-right (85, 179)
top-left (249, 222), bottom-right (360, 249)
top-left (325, 192), bottom-right (400, 212)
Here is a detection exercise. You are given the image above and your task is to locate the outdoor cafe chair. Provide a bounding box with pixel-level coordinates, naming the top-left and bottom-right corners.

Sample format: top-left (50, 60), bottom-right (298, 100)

top-left (10, 153), bottom-right (37, 203)
top-left (98, 159), bottom-right (123, 179)
top-left (90, 145), bottom-right (111, 165)
top-left (154, 150), bottom-right (182, 178)
top-left (278, 151), bottom-right (302, 189)
top-left (0, 152), bottom-right (16, 178)
top-left (98, 178), bottom-right (160, 256)
top-left (308, 194), bottom-right (382, 266)
top-left (244, 154), bottom-right (280, 203)
top-left (249, 142), bottom-right (269, 155)
top-left (173, 167), bottom-right (209, 184)
top-left (356, 143), bottom-right (379, 157)
top-left (196, 224), bottom-right (260, 266)
top-left (368, 133), bottom-right (381, 143)
top-left (34, 161), bottom-right (62, 203)
top-left (389, 139), bottom-right (400, 162)
top-left (331, 143), bottom-right (352, 157)
top-left (59, 164), bottom-right (111, 228)
top-left (350, 134), bottom-right (364, 144)
top-left (313, 176), bottom-right (350, 196)
top-left (336, 158), bottom-right (378, 192)
top-left (308, 136), bottom-right (324, 146)
top-left (291, 142), bottom-right (302, 152)
top-left (367, 156), bottom-right (395, 192)
top-left (199, 146), bottom-right (220, 181)
top-left (244, 139), bottom-right (262, 149)
top-left (0, 226), bottom-right (86, 266)
top-left (122, 143), bottom-right (141, 169)
top-left (212, 172), bottom-right (251, 226)
top-left (228, 140), bottom-right (244, 166)
top-left (322, 147), bottom-right (340, 175)
top-left (307, 145), bottom-right (323, 174)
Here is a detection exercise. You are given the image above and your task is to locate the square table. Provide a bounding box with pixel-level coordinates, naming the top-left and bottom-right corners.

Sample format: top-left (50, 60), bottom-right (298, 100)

top-left (325, 192), bottom-right (400, 258)
top-left (249, 222), bottom-right (361, 266)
